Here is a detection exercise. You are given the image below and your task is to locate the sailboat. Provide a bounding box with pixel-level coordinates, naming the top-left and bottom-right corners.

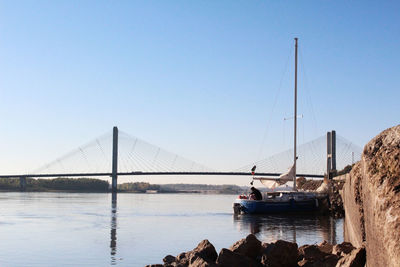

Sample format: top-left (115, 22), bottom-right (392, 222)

top-left (233, 38), bottom-right (320, 214)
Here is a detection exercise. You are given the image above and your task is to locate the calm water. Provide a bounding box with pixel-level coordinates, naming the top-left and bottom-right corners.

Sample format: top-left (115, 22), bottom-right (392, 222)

top-left (0, 192), bottom-right (343, 266)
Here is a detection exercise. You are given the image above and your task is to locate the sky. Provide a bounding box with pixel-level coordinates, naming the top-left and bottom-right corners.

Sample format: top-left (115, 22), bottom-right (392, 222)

top-left (0, 1), bottom-right (399, 184)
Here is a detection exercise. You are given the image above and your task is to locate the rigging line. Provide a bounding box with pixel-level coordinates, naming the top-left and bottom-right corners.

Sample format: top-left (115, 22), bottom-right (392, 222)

top-left (255, 46), bottom-right (293, 164)
top-left (299, 48), bottom-right (319, 137)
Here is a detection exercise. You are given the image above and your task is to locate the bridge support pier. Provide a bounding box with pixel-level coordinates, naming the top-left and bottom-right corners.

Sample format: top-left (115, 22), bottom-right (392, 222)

top-left (111, 126), bottom-right (118, 193)
top-left (19, 176), bottom-right (26, 191)
top-left (326, 130), bottom-right (337, 180)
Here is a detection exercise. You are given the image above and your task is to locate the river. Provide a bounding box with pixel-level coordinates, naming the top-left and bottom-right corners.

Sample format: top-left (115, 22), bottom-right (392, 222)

top-left (0, 192), bottom-right (342, 266)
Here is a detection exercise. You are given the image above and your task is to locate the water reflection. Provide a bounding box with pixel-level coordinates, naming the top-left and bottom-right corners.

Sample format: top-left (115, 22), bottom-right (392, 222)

top-left (233, 214), bottom-right (338, 245)
top-left (110, 193), bottom-right (117, 265)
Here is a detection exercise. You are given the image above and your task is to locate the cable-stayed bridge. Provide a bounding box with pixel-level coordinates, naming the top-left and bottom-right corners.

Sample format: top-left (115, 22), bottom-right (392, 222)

top-left (0, 127), bottom-right (362, 191)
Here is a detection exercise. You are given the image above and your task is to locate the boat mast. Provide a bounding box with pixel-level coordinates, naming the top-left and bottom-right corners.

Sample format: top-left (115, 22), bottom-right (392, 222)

top-left (293, 37), bottom-right (298, 191)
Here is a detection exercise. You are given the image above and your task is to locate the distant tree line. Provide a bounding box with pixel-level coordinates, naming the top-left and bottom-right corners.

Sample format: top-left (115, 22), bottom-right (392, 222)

top-left (118, 182), bottom-right (160, 192)
top-left (159, 183), bottom-right (245, 194)
top-left (0, 178), bottom-right (246, 194)
top-left (0, 178), bottom-right (109, 192)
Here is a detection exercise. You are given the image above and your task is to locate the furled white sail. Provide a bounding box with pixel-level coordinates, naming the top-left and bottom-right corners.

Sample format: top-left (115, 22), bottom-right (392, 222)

top-left (256, 164), bottom-right (296, 190)
top-left (279, 164), bottom-right (295, 182)
top-left (259, 179), bottom-right (281, 189)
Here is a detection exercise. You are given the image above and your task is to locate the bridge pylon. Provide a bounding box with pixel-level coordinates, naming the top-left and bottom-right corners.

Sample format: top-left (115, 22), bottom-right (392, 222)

top-left (326, 130), bottom-right (337, 179)
top-left (111, 126), bottom-right (118, 192)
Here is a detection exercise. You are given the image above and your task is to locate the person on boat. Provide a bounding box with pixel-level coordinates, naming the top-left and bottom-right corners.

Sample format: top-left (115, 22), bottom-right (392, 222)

top-left (250, 187), bottom-right (262, 200)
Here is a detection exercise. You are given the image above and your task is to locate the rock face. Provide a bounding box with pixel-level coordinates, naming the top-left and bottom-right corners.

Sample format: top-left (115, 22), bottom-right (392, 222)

top-left (342, 125), bottom-right (400, 267)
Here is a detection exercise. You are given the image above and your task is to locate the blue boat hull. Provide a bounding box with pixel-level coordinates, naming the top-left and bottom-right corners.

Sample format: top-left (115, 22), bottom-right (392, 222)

top-left (235, 198), bottom-right (318, 214)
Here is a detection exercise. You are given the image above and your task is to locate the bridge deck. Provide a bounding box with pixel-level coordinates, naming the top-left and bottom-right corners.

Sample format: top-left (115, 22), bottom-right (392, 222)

top-left (0, 171), bottom-right (324, 179)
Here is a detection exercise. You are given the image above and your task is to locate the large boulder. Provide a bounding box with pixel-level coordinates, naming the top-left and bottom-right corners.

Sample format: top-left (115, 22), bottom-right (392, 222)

top-left (298, 254), bottom-right (339, 267)
top-left (192, 239), bottom-right (218, 263)
top-left (229, 234), bottom-right (262, 259)
top-left (168, 240), bottom-right (218, 267)
top-left (163, 255), bottom-right (176, 265)
top-left (261, 240), bottom-right (298, 267)
top-left (189, 256), bottom-right (217, 267)
top-left (335, 246), bottom-right (366, 267)
top-left (216, 248), bottom-right (261, 267)
top-left (331, 242), bottom-right (355, 256)
top-left (298, 244), bottom-right (331, 261)
top-left (317, 240), bottom-right (333, 254)
top-left (341, 125), bottom-right (400, 266)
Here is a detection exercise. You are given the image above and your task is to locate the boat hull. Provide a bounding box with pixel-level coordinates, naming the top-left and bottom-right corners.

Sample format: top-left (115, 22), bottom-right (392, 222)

top-left (234, 198), bottom-right (318, 214)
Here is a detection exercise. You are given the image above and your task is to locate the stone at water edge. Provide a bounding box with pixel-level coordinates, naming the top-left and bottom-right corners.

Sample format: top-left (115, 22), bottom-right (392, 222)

top-left (317, 240), bottom-right (334, 254)
top-left (163, 255), bottom-right (176, 264)
top-left (229, 233), bottom-right (262, 259)
top-left (216, 248), bottom-right (261, 267)
top-left (331, 242), bottom-right (355, 256)
top-left (190, 256), bottom-right (217, 267)
top-left (170, 239), bottom-right (218, 266)
top-left (191, 239), bottom-right (218, 262)
top-left (261, 239), bottom-right (298, 267)
top-left (335, 246), bottom-right (366, 267)
top-left (298, 244), bottom-right (332, 262)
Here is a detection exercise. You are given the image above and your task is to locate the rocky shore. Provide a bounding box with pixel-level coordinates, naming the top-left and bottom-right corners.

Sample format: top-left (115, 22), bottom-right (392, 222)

top-left (146, 234), bottom-right (365, 267)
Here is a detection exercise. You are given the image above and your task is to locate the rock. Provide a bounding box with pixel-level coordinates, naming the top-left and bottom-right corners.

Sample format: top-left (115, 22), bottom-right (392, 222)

top-left (298, 254), bottom-right (339, 267)
top-left (163, 255), bottom-right (176, 264)
top-left (192, 240), bottom-right (218, 263)
top-left (335, 246), bottom-right (366, 267)
top-left (342, 125), bottom-right (400, 267)
top-left (318, 240), bottom-right (333, 254)
top-left (229, 234), bottom-right (262, 259)
top-left (172, 240), bottom-right (217, 267)
top-left (216, 248), bottom-right (261, 267)
top-left (177, 252), bottom-right (188, 261)
top-left (145, 265), bottom-right (163, 267)
top-left (332, 242), bottom-right (355, 256)
top-left (298, 244), bottom-right (339, 267)
top-left (261, 240), bottom-right (298, 267)
top-left (298, 244), bottom-right (330, 262)
top-left (189, 256), bottom-right (217, 267)
top-left (322, 254), bottom-right (341, 267)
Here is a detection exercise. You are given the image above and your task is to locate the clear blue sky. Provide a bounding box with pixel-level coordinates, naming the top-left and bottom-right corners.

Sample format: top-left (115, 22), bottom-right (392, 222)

top-left (0, 1), bottom-right (399, 182)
